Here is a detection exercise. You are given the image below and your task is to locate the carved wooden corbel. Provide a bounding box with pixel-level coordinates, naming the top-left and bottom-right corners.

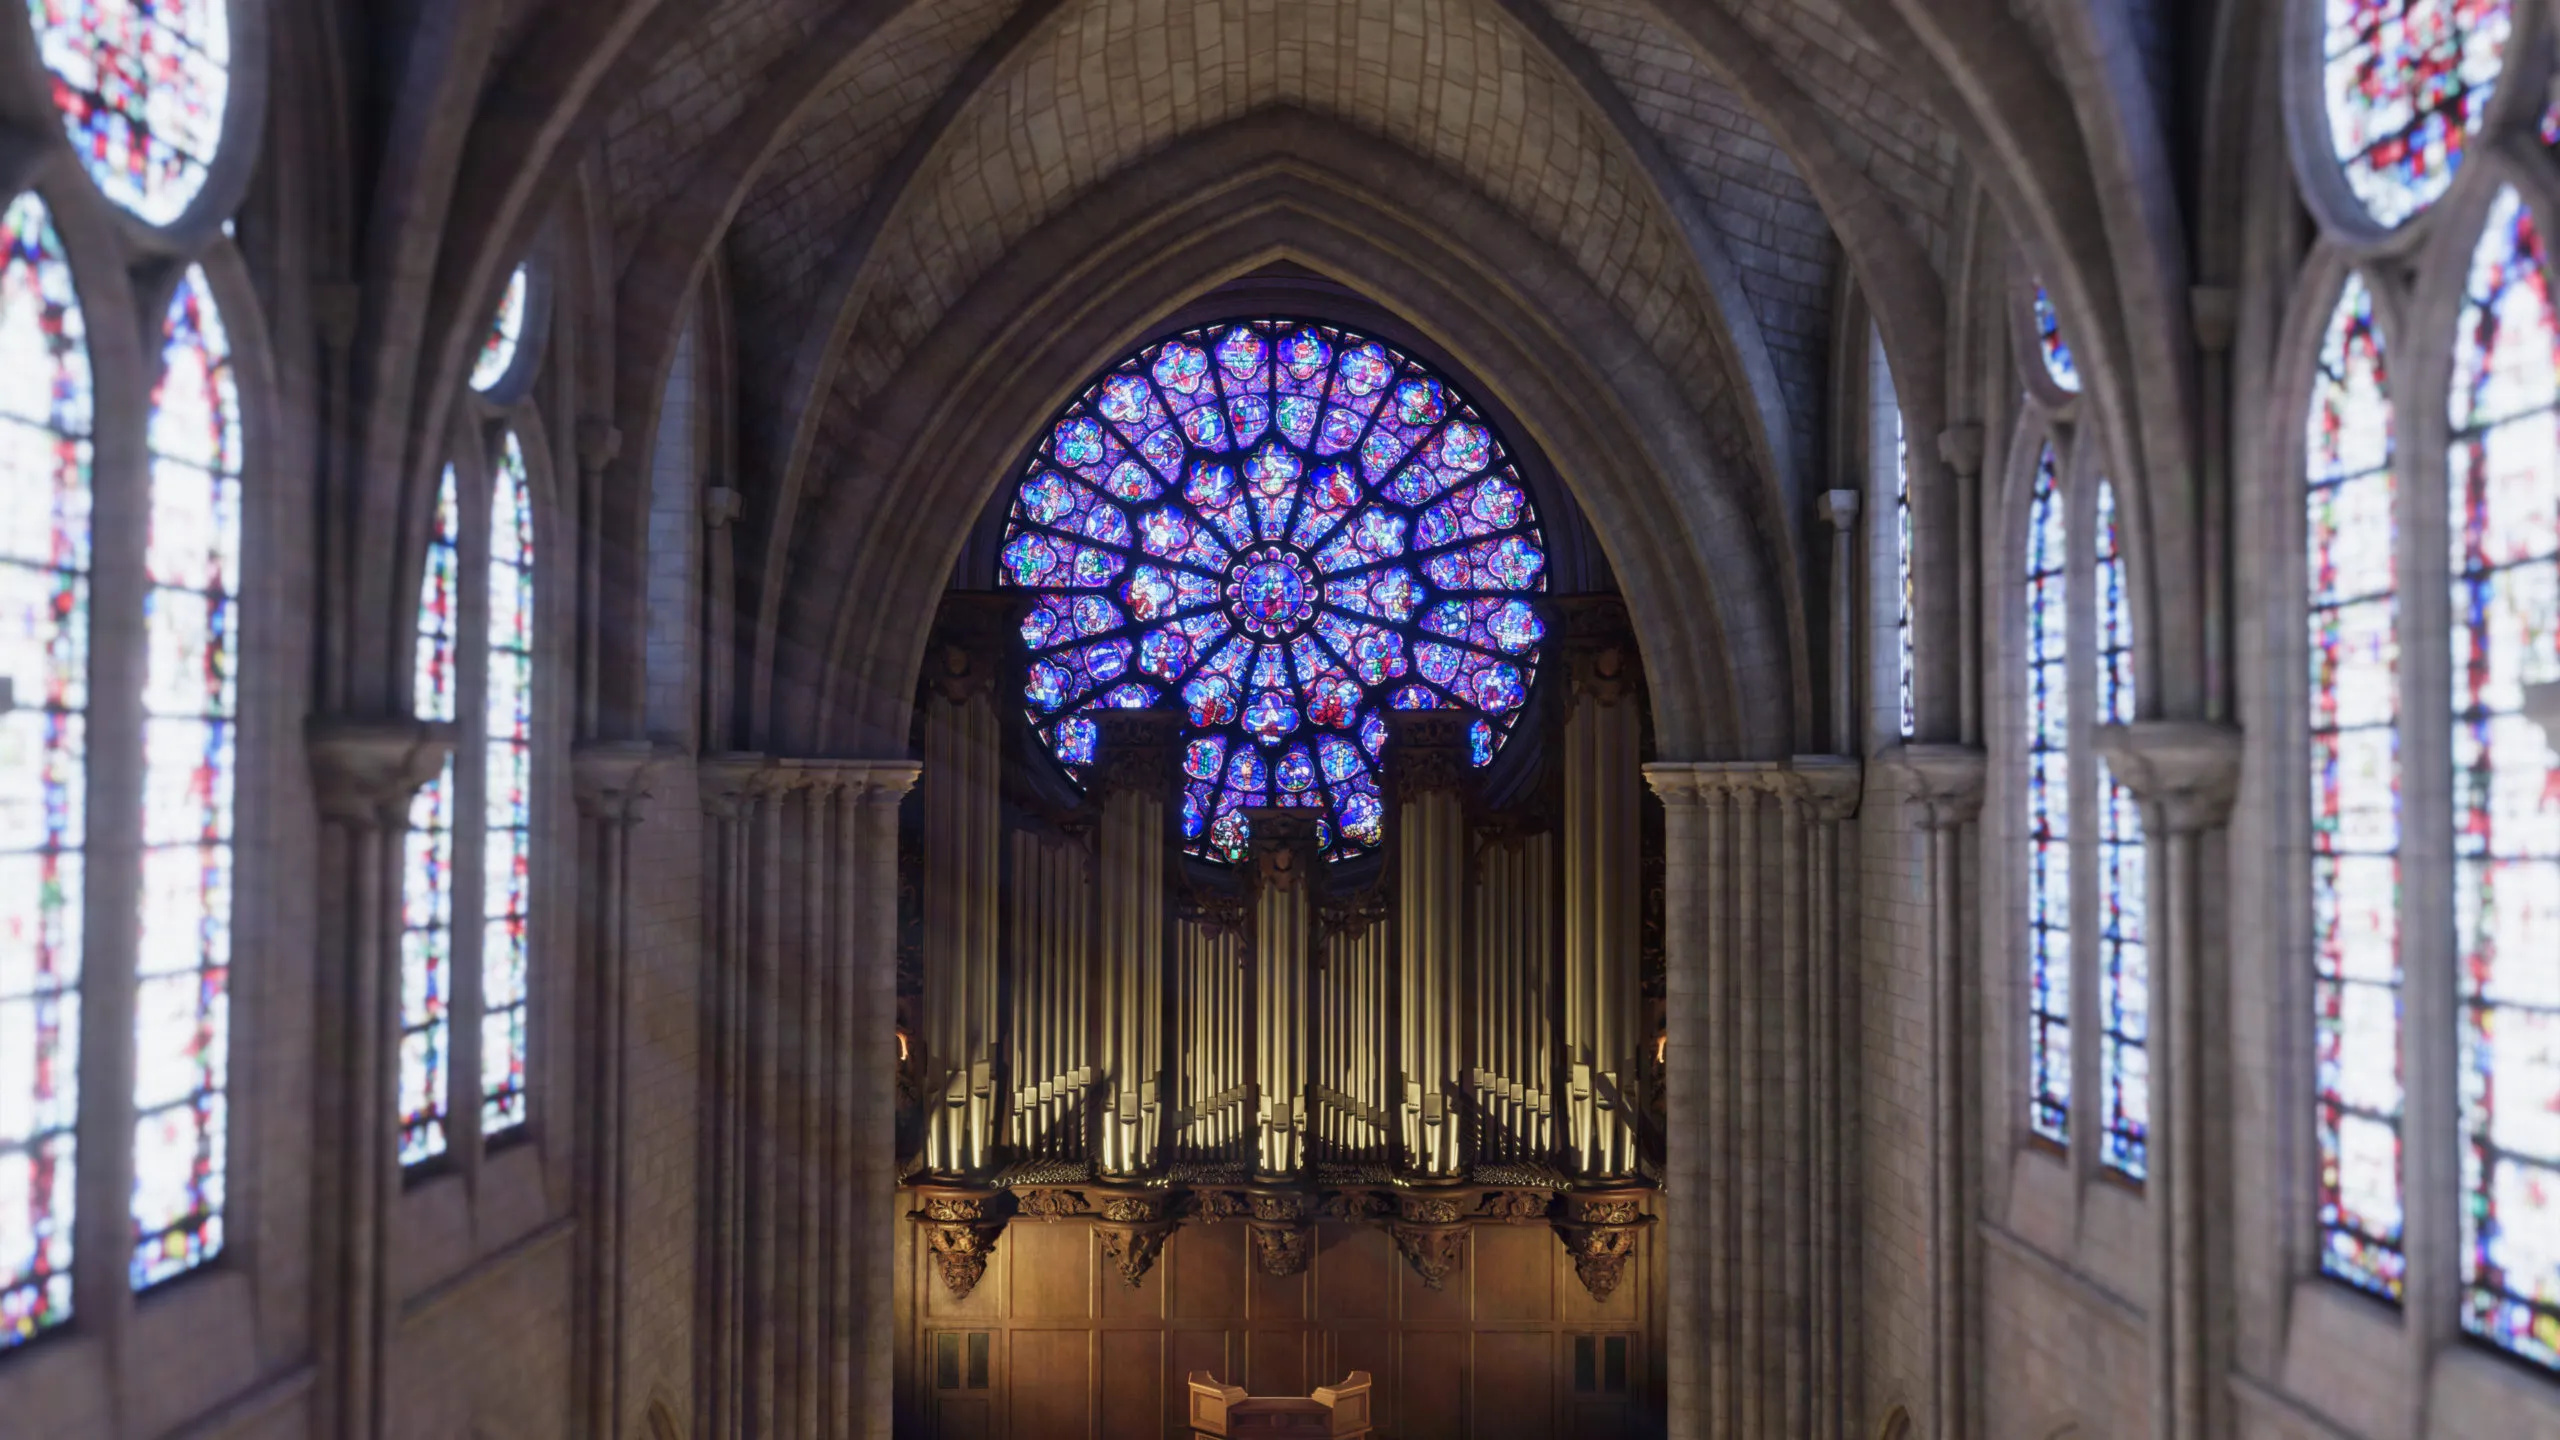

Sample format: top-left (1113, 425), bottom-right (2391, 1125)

top-left (1552, 1187), bottom-right (1657, 1302)
top-left (1089, 1186), bottom-right (1179, 1288)
top-left (909, 1187), bottom-right (1011, 1299)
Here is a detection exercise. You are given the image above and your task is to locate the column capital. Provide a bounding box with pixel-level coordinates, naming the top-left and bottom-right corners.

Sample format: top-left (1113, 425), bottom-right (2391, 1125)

top-left (697, 752), bottom-right (770, 818)
top-left (1936, 423), bottom-right (1986, 478)
top-left (1817, 489), bottom-right (1861, 528)
top-left (573, 740), bottom-right (678, 823)
top-left (1881, 742), bottom-right (1985, 828)
top-left (575, 416), bottom-right (622, 471)
top-left (1789, 754), bottom-right (1864, 821)
top-left (1556, 596), bottom-right (1643, 707)
top-left (1640, 759), bottom-right (1781, 806)
top-left (769, 757), bottom-right (922, 804)
top-left (2092, 721), bottom-right (2242, 833)
top-left (926, 592), bottom-right (1025, 706)
top-left (307, 717), bottom-right (457, 826)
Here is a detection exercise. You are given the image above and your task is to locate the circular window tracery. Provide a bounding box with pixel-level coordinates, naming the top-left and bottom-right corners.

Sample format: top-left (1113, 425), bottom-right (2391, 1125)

top-left (29, 0), bottom-right (235, 227)
top-left (2320, 0), bottom-right (2513, 229)
top-left (1000, 319), bottom-right (1549, 863)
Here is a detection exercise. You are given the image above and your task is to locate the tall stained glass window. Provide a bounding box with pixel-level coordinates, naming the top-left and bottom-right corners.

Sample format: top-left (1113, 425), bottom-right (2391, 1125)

top-left (401, 467), bottom-right (459, 1167)
top-left (1897, 410), bottom-right (1915, 739)
top-left (2448, 185), bottom-right (2560, 1369)
top-left (2024, 442), bottom-right (2071, 1145)
top-left (2308, 273), bottom-right (2406, 1300)
top-left (0, 193), bottom-right (90, 1351)
top-left (472, 266), bottom-right (528, 393)
top-left (998, 320), bottom-right (1548, 862)
top-left (482, 434), bottom-right (533, 1137)
top-left (2322, 0), bottom-right (2513, 228)
top-left (2093, 480), bottom-right (2148, 1177)
top-left (2033, 286), bottom-right (2080, 393)
top-left (131, 264), bottom-right (235, 1289)
top-left (28, 0), bottom-right (235, 227)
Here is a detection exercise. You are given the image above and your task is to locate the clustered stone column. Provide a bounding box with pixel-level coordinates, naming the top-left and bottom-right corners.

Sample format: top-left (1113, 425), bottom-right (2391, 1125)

top-left (1890, 742), bottom-right (1986, 1440)
top-left (2096, 722), bottom-right (2240, 1440)
top-left (570, 739), bottom-right (672, 1440)
top-left (1645, 755), bottom-right (1862, 1440)
top-left (692, 754), bottom-right (917, 1440)
top-left (306, 718), bottom-right (456, 1440)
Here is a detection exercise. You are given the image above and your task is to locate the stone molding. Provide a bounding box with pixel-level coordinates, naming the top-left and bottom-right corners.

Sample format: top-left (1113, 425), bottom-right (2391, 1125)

top-left (1817, 488), bottom-right (1861, 527)
top-left (1881, 742), bottom-right (1987, 828)
top-left (695, 751), bottom-right (769, 819)
top-left (1642, 756), bottom-right (1862, 816)
top-left (2091, 721), bottom-right (2243, 833)
top-left (765, 756), bottom-right (923, 802)
top-left (307, 717), bottom-right (459, 826)
top-left (572, 739), bottom-right (676, 822)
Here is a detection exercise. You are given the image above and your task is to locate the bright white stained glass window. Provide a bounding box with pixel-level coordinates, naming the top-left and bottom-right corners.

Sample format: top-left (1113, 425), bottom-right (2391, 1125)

top-left (401, 467), bottom-right (459, 1167)
top-left (28, 0), bottom-right (235, 226)
top-left (482, 435), bottom-right (533, 1136)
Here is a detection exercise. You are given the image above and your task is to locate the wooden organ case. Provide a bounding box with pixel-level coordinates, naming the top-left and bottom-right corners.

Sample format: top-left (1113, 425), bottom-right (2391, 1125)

top-left (895, 598), bottom-right (1666, 1439)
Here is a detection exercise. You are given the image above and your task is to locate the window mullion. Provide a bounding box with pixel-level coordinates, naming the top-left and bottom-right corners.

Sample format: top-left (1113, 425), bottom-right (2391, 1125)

top-left (452, 453), bottom-right (492, 1170)
top-left (2065, 430), bottom-right (2102, 1184)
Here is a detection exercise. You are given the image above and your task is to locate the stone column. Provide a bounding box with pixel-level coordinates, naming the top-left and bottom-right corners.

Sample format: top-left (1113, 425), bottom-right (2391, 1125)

top-left (1889, 743), bottom-right (1986, 1440)
top-left (306, 717), bottom-right (456, 1440)
top-left (694, 756), bottom-right (917, 1439)
top-left (1091, 711), bottom-right (1180, 1179)
top-left (1646, 756), bottom-right (1863, 1440)
top-left (693, 753), bottom-right (766, 1440)
top-left (570, 740), bottom-right (670, 1440)
top-left (1819, 489), bottom-right (1862, 754)
top-left (2095, 722), bottom-right (2242, 1440)
top-left (1389, 713), bottom-right (1473, 1179)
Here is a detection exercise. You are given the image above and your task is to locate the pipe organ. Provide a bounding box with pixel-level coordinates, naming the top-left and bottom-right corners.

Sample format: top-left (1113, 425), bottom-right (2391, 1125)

top-left (902, 600), bottom-right (1667, 1298)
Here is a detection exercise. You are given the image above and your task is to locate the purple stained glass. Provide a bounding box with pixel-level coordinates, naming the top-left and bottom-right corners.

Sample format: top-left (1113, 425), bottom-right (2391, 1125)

top-left (132, 264), bottom-right (237, 1291)
top-left (2025, 441), bottom-right (2070, 1147)
top-left (2450, 187), bottom-right (2560, 1370)
top-left (2324, 0), bottom-right (2512, 228)
top-left (401, 466), bottom-right (460, 1167)
top-left (483, 434), bottom-right (534, 1138)
top-left (1001, 321), bottom-right (1547, 861)
top-left (2093, 480), bottom-right (2148, 1179)
top-left (472, 265), bottom-right (528, 392)
top-left (2308, 272), bottom-right (2407, 1300)
top-left (29, 0), bottom-right (233, 226)
top-left (0, 192), bottom-right (89, 1352)
top-left (1897, 410), bottom-right (1915, 739)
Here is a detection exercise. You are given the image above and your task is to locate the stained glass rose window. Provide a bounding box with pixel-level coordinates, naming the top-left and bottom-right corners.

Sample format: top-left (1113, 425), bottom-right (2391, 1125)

top-left (999, 320), bottom-right (1548, 861)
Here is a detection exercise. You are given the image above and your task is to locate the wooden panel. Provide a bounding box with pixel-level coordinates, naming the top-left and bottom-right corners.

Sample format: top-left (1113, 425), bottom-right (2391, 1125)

top-left (1399, 1329), bottom-right (1471, 1440)
top-left (1009, 1330), bottom-right (1092, 1440)
top-left (1399, 1238), bottom-right (1472, 1323)
top-left (935, 1395), bottom-right (993, 1440)
top-left (1099, 1231), bottom-right (1164, 1320)
top-left (1312, 1224), bottom-right (1393, 1321)
top-left (1011, 1220), bottom-right (1094, 1320)
top-left (1473, 1331), bottom-right (1555, 1440)
top-left (1099, 1328), bottom-right (1164, 1440)
top-left (927, 1236), bottom-right (1006, 1321)
top-left (1165, 1329), bottom-right (1234, 1435)
top-left (1168, 1223), bottom-right (1247, 1320)
top-left (1327, 1325), bottom-right (1399, 1409)
top-left (1247, 1328), bottom-right (1307, 1397)
top-left (1472, 1226), bottom-right (1555, 1322)
top-left (1250, 1247), bottom-right (1309, 1320)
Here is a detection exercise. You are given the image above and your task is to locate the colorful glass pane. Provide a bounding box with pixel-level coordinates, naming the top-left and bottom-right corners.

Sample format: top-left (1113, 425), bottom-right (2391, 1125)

top-left (2323, 0), bottom-right (2512, 228)
top-left (400, 467), bottom-right (460, 1167)
top-left (0, 193), bottom-right (89, 1351)
top-left (471, 266), bottom-right (527, 393)
top-left (2025, 442), bottom-right (2070, 1146)
top-left (2033, 286), bottom-right (2080, 393)
top-left (1897, 409), bottom-right (1915, 739)
top-left (132, 264), bottom-right (235, 1289)
top-left (2308, 272), bottom-right (2406, 1300)
top-left (482, 434), bottom-right (533, 1137)
top-left (28, 0), bottom-right (234, 226)
top-left (2449, 186), bottom-right (2560, 1369)
top-left (1000, 321), bottom-right (1546, 862)
top-left (2093, 480), bottom-right (2148, 1179)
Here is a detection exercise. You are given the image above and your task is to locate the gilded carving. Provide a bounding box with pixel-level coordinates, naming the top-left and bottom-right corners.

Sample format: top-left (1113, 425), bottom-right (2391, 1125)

top-left (1249, 1223), bottom-right (1312, 1277)
top-left (1552, 1188), bottom-right (1657, 1302)
top-left (909, 1188), bottom-right (1010, 1299)
top-left (1390, 1219), bottom-right (1468, 1290)
top-left (1013, 1187), bottom-right (1089, 1220)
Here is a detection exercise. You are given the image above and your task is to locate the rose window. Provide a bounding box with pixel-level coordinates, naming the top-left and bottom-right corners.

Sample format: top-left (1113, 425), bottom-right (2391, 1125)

top-left (999, 320), bottom-right (1549, 861)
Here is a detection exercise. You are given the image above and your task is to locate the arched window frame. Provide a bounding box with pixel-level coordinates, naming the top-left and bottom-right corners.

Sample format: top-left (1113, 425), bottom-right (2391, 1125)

top-left (2263, 0), bottom-right (2560, 1401)
top-left (0, 0), bottom-right (283, 1406)
top-left (1996, 261), bottom-right (2157, 1227)
top-left (397, 258), bottom-right (563, 1216)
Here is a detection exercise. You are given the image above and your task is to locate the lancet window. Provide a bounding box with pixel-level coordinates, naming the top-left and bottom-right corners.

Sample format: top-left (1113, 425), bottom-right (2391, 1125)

top-left (2289, 0), bottom-right (2558, 1373)
top-left (2011, 280), bottom-right (2148, 1182)
top-left (401, 264), bottom-right (546, 1169)
top-left (3, 0), bottom-right (263, 1354)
